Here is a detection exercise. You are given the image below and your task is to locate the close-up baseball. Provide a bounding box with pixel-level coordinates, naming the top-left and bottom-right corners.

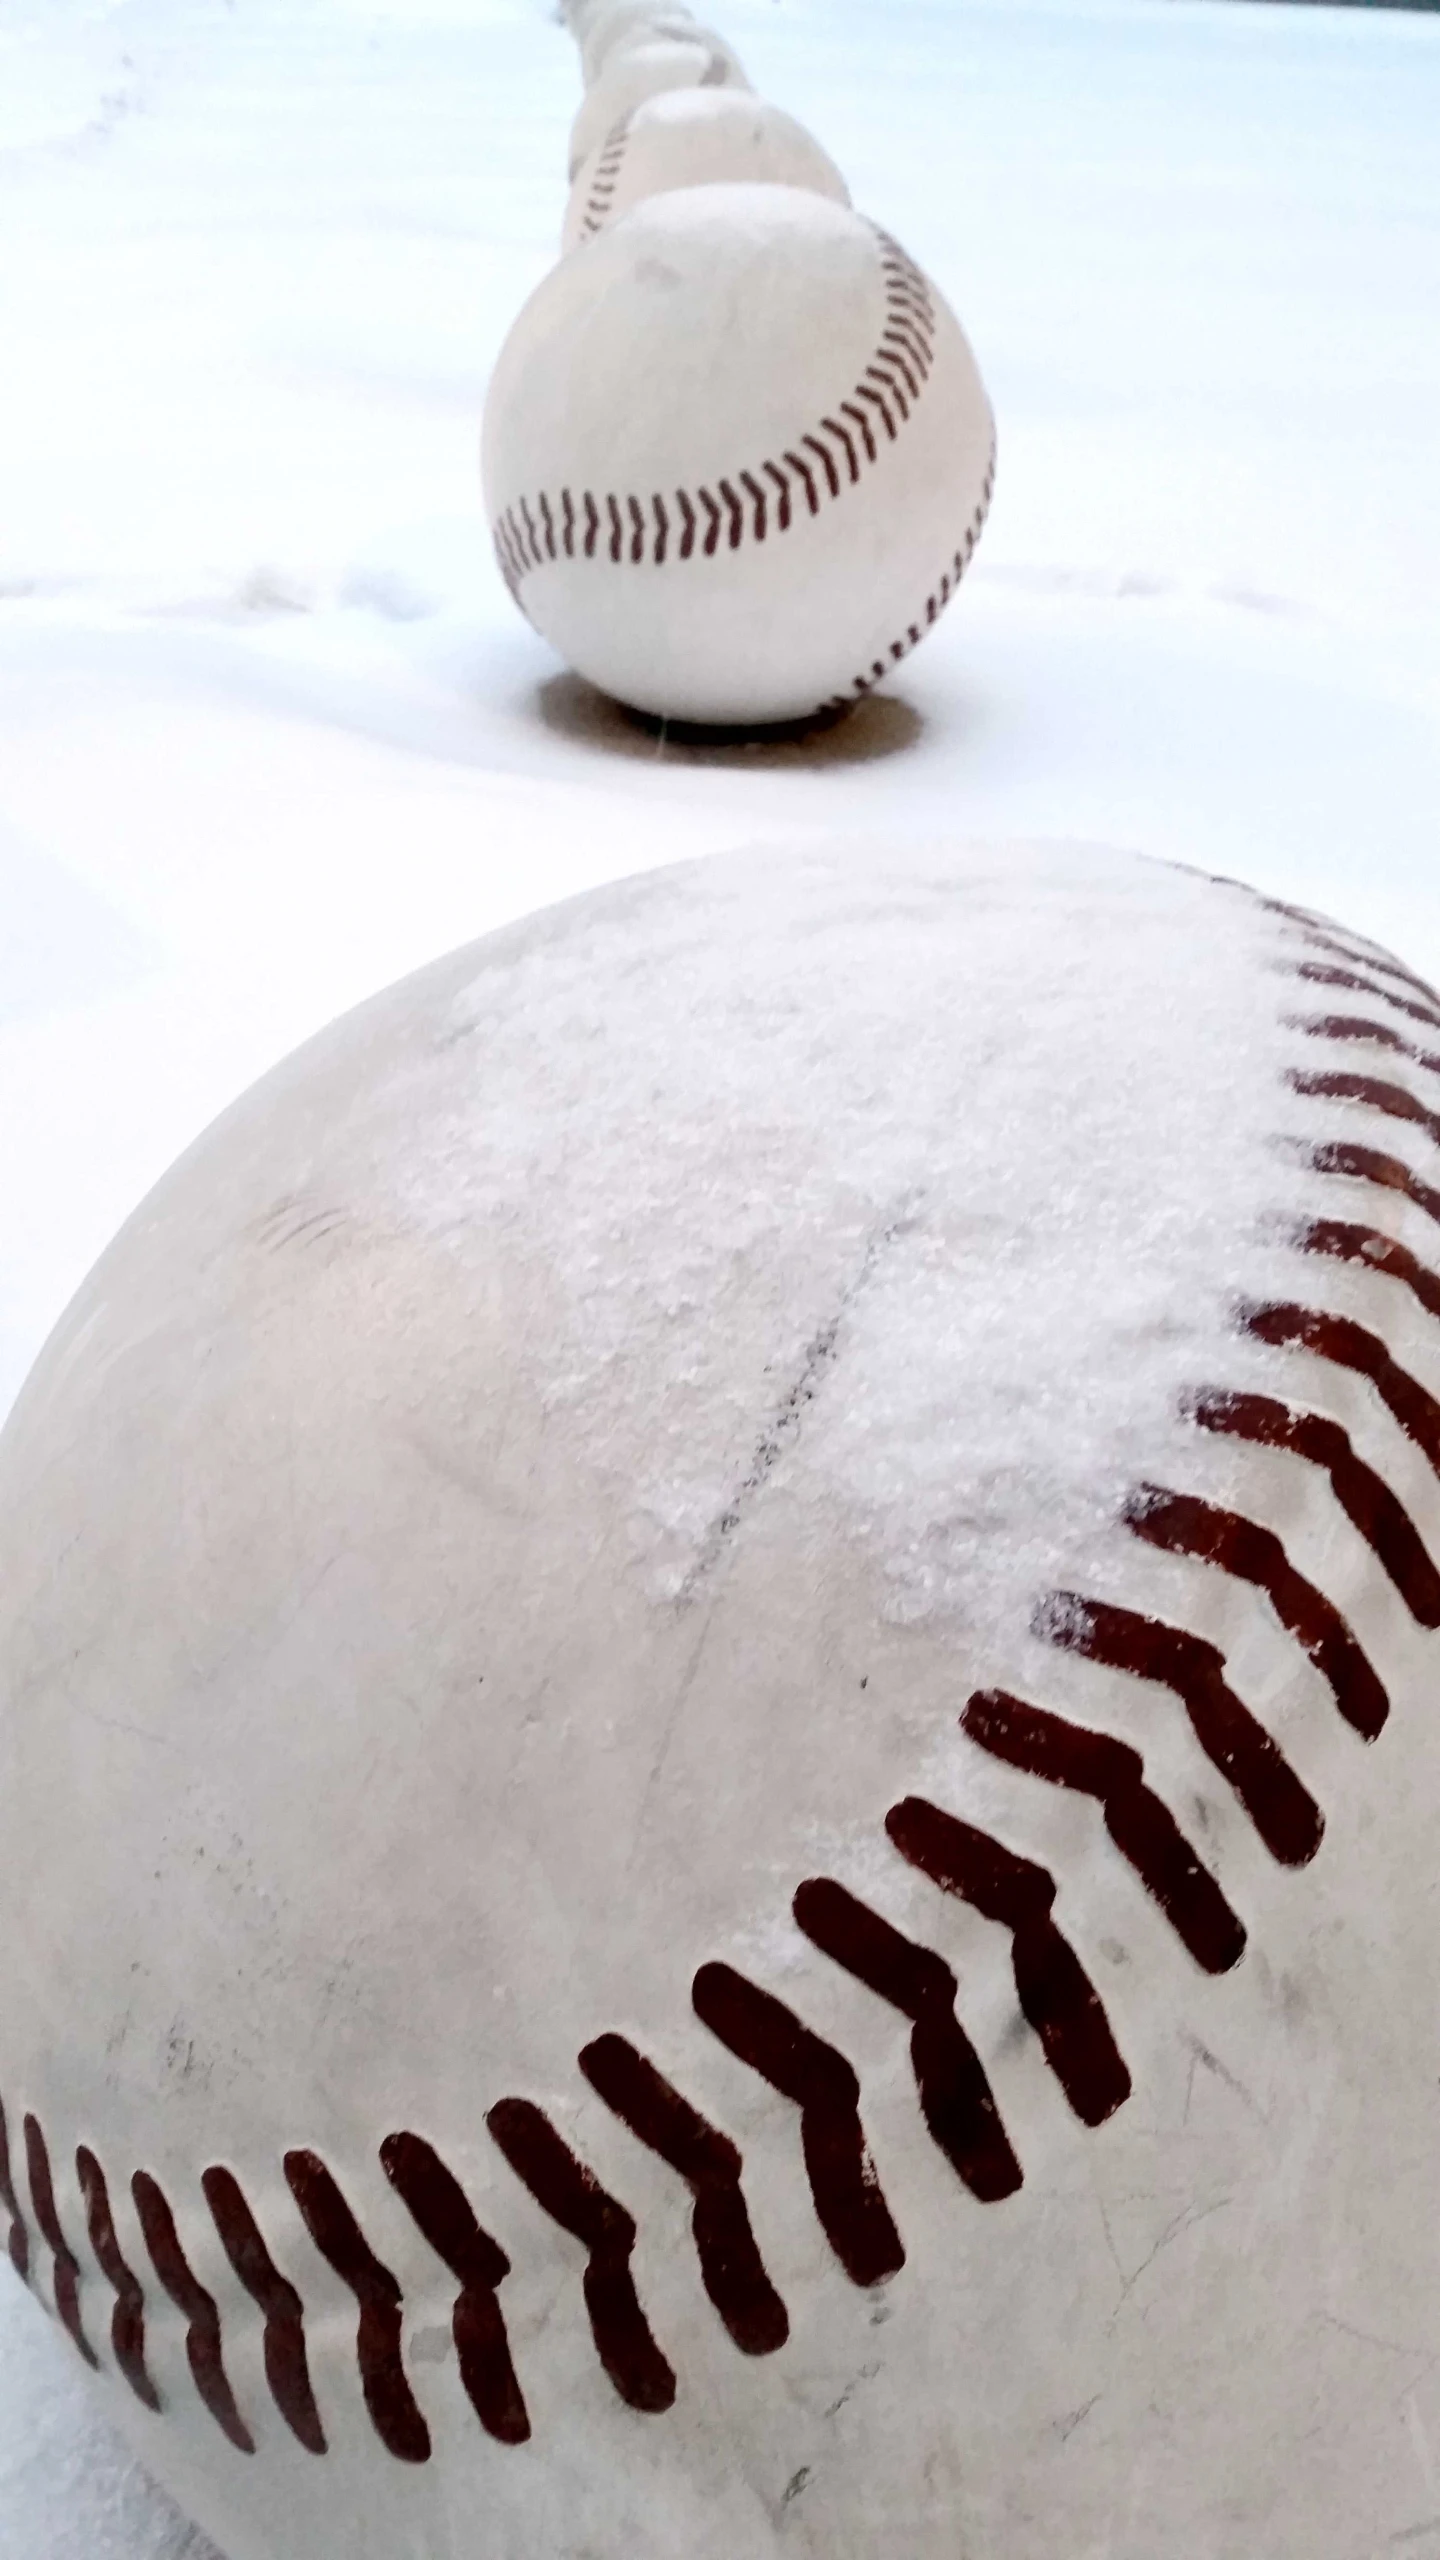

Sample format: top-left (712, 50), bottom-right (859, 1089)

top-left (4, 842), bottom-right (1440, 2558)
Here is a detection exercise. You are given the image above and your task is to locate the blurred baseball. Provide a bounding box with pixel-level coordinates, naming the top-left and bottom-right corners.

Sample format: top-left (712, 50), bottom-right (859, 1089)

top-left (581, 4), bottom-right (703, 86)
top-left (484, 184), bottom-right (994, 726)
top-left (563, 90), bottom-right (849, 253)
top-left (568, 34), bottom-right (750, 179)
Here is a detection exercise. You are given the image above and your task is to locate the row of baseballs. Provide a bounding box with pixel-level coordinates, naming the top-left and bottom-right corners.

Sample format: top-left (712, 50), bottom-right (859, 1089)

top-left (560, 0), bottom-right (848, 253)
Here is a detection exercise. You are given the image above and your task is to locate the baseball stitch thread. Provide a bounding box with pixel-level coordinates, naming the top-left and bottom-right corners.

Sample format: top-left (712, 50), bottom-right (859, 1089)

top-left (577, 117), bottom-right (631, 240)
top-left (884, 1801), bottom-right (1132, 2127)
top-left (493, 229), bottom-right (942, 615)
top-left (1039, 1597), bottom-right (1324, 1868)
top-left (577, 2034), bottom-right (790, 2356)
top-left (15, 905), bottom-right (1440, 2459)
top-left (1242, 1297), bottom-right (1440, 1483)
top-left (1307, 1140), bottom-right (1440, 1237)
top-left (1294, 1014), bottom-right (1440, 1078)
top-left (1287, 963), bottom-right (1440, 1034)
top-left (77, 2146), bottom-right (161, 2411)
top-left (25, 2114), bottom-right (98, 2369)
top-left (204, 2164), bottom-right (328, 2454)
top-left (820, 435), bottom-right (996, 710)
top-left (790, 1878), bottom-right (1023, 2203)
top-left (0, 2093), bottom-right (31, 2283)
top-left (132, 2170), bottom-right (255, 2453)
top-left (958, 1691), bottom-right (1247, 1976)
top-left (1186, 1390), bottom-right (1440, 1625)
top-left (1124, 1484), bottom-right (1389, 1741)
top-left (381, 2131), bottom-right (531, 2445)
top-left (485, 2097), bottom-right (677, 2414)
top-left (690, 1962), bottom-right (905, 2286)
top-left (285, 2150), bottom-right (432, 2463)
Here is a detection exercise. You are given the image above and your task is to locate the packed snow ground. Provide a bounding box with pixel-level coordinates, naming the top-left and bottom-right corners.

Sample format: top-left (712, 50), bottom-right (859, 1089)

top-left (1, 0), bottom-right (1438, 2549)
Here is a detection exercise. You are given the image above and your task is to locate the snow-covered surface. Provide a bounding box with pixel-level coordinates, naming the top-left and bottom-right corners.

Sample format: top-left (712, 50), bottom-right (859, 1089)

top-left (0, 0), bottom-right (1437, 2549)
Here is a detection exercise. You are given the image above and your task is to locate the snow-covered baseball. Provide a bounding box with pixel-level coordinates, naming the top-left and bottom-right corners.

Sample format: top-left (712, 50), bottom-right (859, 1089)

top-left (567, 34), bottom-right (751, 183)
top-left (563, 90), bottom-right (850, 255)
top-left (1, 842), bottom-right (1438, 2560)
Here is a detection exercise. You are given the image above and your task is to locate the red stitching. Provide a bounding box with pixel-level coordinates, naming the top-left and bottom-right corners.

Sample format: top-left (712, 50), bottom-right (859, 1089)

top-left (1241, 1297), bottom-right (1440, 1483)
top-left (1188, 1387), bottom-right (1440, 1626)
top-left (1290, 1068), bottom-right (1440, 1151)
top-left (764, 458), bottom-right (791, 531)
top-left (578, 2035), bottom-right (789, 2356)
top-left (1296, 1013), bottom-right (1440, 1076)
top-left (961, 1691), bottom-right (1246, 1976)
top-left (284, 2150), bottom-right (431, 2463)
top-left (791, 1879), bottom-right (1023, 2202)
top-left (691, 1962), bottom-right (905, 2287)
top-left (1289, 961), bottom-right (1440, 1032)
top-left (26, 2116), bottom-right (98, 2370)
top-left (885, 1800), bottom-right (1132, 2128)
top-left (1308, 1139), bottom-right (1440, 1236)
top-left (739, 469), bottom-right (767, 540)
top-left (579, 119), bottom-right (630, 239)
top-left (784, 448), bottom-right (819, 514)
top-left (802, 431), bottom-right (840, 500)
top-left (858, 381), bottom-right (897, 441)
top-left (821, 435), bottom-right (995, 708)
top-left (1296, 1216), bottom-right (1440, 1318)
top-left (1125, 1484), bottom-right (1388, 1741)
top-left (204, 2163), bottom-right (326, 2454)
top-left (133, 2169), bottom-right (254, 2453)
top-left (1042, 1594), bottom-right (1324, 1868)
top-left (485, 2099), bottom-right (676, 2413)
top-left (381, 2132), bottom-right (530, 2445)
top-left (820, 415), bottom-right (860, 482)
top-left (78, 2147), bottom-right (160, 2412)
top-left (1266, 906), bottom-right (1440, 1013)
top-left (0, 2093), bottom-right (30, 2284)
top-left (493, 225), bottom-right (939, 594)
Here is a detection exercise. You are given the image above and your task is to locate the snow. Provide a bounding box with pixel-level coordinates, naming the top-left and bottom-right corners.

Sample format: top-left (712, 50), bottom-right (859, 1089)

top-left (0, 0), bottom-right (1437, 2548)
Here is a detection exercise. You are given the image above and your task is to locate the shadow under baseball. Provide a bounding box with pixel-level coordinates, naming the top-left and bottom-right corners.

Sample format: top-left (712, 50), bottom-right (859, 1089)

top-left (535, 672), bottom-right (924, 768)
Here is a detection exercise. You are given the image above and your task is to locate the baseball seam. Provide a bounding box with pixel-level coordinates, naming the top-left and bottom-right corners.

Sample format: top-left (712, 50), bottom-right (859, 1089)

top-left (6, 902), bottom-right (1440, 2456)
top-left (576, 117), bottom-right (630, 241)
top-left (492, 231), bottom-right (949, 634)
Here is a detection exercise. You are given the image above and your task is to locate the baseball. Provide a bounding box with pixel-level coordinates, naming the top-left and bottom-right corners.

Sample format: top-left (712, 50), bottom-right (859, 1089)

top-left (580, 5), bottom-right (704, 89)
top-left (568, 35), bottom-right (750, 182)
top-left (562, 91), bottom-right (850, 255)
top-left (483, 186), bottom-right (995, 727)
top-left (2, 841), bottom-right (1439, 2558)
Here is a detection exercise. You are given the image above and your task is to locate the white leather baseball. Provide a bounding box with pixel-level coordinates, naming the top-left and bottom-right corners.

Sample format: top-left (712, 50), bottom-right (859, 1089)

top-left (2, 841), bottom-right (1440, 2560)
top-left (483, 186), bottom-right (994, 727)
top-left (580, 4), bottom-right (703, 89)
top-left (568, 35), bottom-right (749, 182)
top-left (562, 91), bottom-right (850, 255)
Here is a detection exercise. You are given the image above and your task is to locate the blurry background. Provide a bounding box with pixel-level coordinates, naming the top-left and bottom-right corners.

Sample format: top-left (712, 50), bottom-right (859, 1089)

top-left (1, 0), bottom-right (1438, 2548)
